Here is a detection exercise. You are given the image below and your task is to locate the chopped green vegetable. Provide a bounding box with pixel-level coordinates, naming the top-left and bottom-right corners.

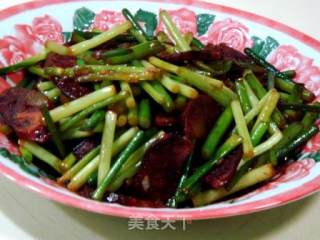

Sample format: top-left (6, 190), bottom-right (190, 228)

top-left (202, 106), bottom-right (233, 159)
top-left (244, 70), bottom-right (286, 128)
top-left (45, 41), bottom-right (71, 55)
top-left (128, 108), bottom-right (139, 126)
top-left (37, 81), bottom-right (55, 92)
top-left (267, 71), bottom-right (275, 90)
top-left (98, 111), bottom-right (117, 185)
top-left (50, 85), bottom-right (116, 122)
top-left (70, 21), bottom-right (132, 55)
top-left (138, 99), bottom-right (151, 129)
top-left (0, 50), bottom-right (48, 74)
top-left (178, 134), bottom-right (242, 202)
top-left (277, 125), bottom-right (319, 160)
top-left (235, 79), bottom-right (251, 113)
top-left (29, 66), bottom-right (48, 79)
top-left (106, 40), bottom-right (164, 64)
top-left (120, 82), bottom-right (136, 109)
top-left (80, 110), bottom-right (105, 131)
top-left (109, 131), bottom-right (165, 192)
top-left (19, 146), bottom-right (33, 164)
top-left (61, 153), bottom-right (77, 172)
top-left (92, 130), bottom-right (145, 200)
top-left (191, 37), bottom-right (204, 49)
top-left (44, 88), bottom-right (61, 100)
top-left (68, 155), bottom-right (100, 191)
top-left (152, 82), bottom-right (174, 112)
top-left (231, 100), bottom-right (254, 160)
top-left (192, 164), bottom-right (275, 206)
top-left (122, 8), bottom-right (148, 43)
top-left (102, 48), bottom-right (132, 58)
top-left (279, 103), bottom-right (320, 113)
top-left (160, 10), bottom-right (191, 52)
top-left (149, 57), bottom-right (236, 106)
top-left (19, 140), bottom-right (62, 174)
top-left (41, 106), bottom-right (66, 158)
top-left (168, 150), bottom-right (194, 208)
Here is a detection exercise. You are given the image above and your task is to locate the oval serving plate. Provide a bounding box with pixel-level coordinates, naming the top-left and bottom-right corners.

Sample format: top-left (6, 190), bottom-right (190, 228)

top-left (0, 0), bottom-right (320, 220)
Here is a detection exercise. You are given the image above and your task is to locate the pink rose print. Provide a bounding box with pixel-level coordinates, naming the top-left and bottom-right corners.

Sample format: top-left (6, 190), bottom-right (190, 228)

top-left (0, 15), bottom-right (63, 84)
top-left (236, 181), bottom-right (278, 201)
top-left (268, 45), bottom-right (313, 74)
top-left (92, 10), bottom-right (125, 31)
top-left (32, 15), bottom-right (63, 44)
top-left (157, 8), bottom-right (197, 35)
top-left (268, 45), bottom-right (316, 81)
top-left (234, 158), bottom-right (316, 202)
top-left (0, 36), bottom-right (32, 84)
top-left (267, 46), bottom-right (320, 158)
top-left (268, 45), bottom-right (320, 100)
top-left (0, 36), bottom-right (32, 64)
top-left (275, 159), bottom-right (315, 183)
top-left (15, 14), bottom-right (63, 51)
top-left (0, 132), bottom-right (19, 155)
top-left (199, 18), bottom-right (252, 51)
top-left (300, 66), bottom-right (320, 98)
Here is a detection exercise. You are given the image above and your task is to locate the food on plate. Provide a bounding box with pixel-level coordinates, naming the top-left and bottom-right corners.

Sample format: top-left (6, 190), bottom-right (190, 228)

top-left (0, 8), bottom-right (318, 208)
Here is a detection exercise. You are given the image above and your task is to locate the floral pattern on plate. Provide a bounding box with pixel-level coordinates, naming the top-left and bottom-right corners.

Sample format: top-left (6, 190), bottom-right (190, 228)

top-left (199, 18), bottom-right (253, 51)
top-left (93, 10), bottom-right (125, 31)
top-left (0, 5), bottom-right (319, 218)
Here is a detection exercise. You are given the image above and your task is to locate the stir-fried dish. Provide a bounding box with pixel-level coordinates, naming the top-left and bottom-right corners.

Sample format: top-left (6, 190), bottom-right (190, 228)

top-left (0, 9), bottom-right (318, 208)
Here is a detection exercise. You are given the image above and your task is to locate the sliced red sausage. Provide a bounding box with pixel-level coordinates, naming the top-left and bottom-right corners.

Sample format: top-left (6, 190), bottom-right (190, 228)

top-left (45, 53), bottom-right (91, 99)
top-left (44, 53), bottom-right (76, 68)
top-left (0, 87), bottom-right (49, 142)
top-left (126, 134), bottom-right (194, 202)
top-left (204, 147), bottom-right (243, 189)
top-left (52, 76), bottom-right (91, 100)
top-left (182, 95), bottom-right (221, 140)
top-left (154, 113), bottom-right (179, 128)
